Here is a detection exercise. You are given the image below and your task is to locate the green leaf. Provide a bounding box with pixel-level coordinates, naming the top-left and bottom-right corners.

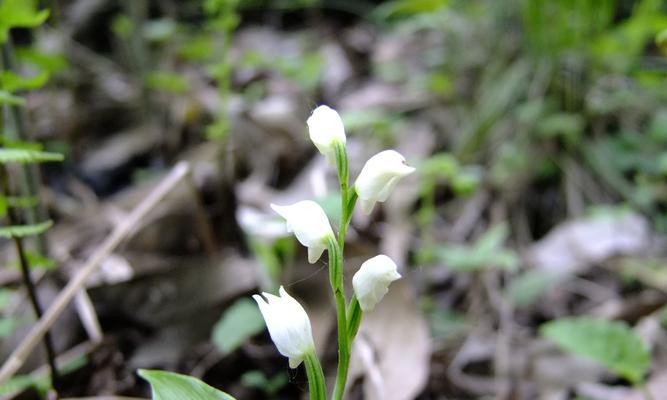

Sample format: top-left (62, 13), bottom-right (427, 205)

top-left (0, 288), bottom-right (12, 310)
top-left (0, 70), bottom-right (50, 92)
top-left (15, 47), bottom-right (68, 75)
top-left (536, 112), bottom-right (584, 145)
top-left (418, 153), bottom-right (459, 179)
top-left (375, 0), bottom-right (450, 20)
top-left (436, 224), bottom-right (519, 272)
top-left (451, 166), bottom-right (482, 196)
top-left (178, 34), bottom-right (213, 61)
top-left (212, 298), bottom-right (265, 354)
top-left (0, 90), bottom-right (24, 106)
top-left (240, 370), bottom-right (287, 395)
top-left (658, 28), bottom-right (667, 53)
top-left (0, 137), bottom-right (42, 150)
top-left (0, 317), bottom-right (21, 338)
top-left (541, 317), bottom-right (650, 384)
top-left (143, 18), bottom-right (178, 42)
top-left (5, 195), bottom-right (39, 209)
top-left (0, 220), bottom-right (53, 238)
top-left (145, 71), bottom-right (190, 93)
top-left (0, 374), bottom-right (48, 396)
top-left (24, 251), bottom-right (57, 270)
top-left (111, 14), bottom-right (134, 39)
top-left (0, 0), bottom-right (49, 43)
top-left (138, 369), bottom-right (237, 400)
top-left (0, 148), bottom-right (63, 164)
top-left (505, 270), bottom-right (557, 308)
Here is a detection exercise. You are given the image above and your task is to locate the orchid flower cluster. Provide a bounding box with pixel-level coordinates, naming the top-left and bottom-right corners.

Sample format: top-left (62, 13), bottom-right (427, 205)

top-left (253, 105), bottom-right (414, 400)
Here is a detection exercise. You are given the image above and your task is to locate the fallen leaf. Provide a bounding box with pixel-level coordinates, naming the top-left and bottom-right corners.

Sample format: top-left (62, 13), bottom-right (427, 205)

top-left (348, 279), bottom-right (431, 400)
top-left (527, 211), bottom-right (649, 277)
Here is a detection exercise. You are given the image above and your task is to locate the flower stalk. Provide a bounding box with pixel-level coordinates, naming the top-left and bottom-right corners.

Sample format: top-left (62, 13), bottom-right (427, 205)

top-left (258, 105), bottom-right (412, 400)
top-left (327, 236), bottom-right (349, 400)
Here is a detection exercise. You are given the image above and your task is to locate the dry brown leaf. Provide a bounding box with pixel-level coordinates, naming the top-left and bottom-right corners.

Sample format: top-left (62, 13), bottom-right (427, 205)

top-left (348, 279), bottom-right (431, 400)
top-left (527, 212), bottom-right (650, 277)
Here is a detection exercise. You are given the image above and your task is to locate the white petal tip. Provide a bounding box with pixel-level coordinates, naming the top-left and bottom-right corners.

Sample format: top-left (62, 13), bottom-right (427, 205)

top-left (252, 293), bottom-right (266, 303)
top-left (288, 357), bottom-right (303, 369)
top-left (402, 165), bottom-right (416, 175)
top-left (308, 246), bottom-right (325, 263)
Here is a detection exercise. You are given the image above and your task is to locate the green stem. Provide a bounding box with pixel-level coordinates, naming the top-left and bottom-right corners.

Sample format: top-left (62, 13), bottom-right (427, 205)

top-left (338, 191), bottom-right (357, 254)
top-left (327, 237), bottom-right (349, 400)
top-left (334, 141), bottom-right (350, 251)
top-left (303, 351), bottom-right (327, 400)
top-left (331, 142), bottom-right (357, 400)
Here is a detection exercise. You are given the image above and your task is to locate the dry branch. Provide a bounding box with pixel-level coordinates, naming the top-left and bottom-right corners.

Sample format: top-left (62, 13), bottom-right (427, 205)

top-left (0, 162), bottom-right (191, 385)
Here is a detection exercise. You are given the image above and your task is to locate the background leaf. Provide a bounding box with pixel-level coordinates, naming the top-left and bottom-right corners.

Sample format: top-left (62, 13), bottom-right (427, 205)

top-left (138, 369), bottom-right (237, 400)
top-left (0, 0), bottom-right (49, 43)
top-left (0, 148), bottom-right (63, 164)
top-left (212, 298), bottom-right (265, 354)
top-left (0, 90), bottom-right (24, 106)
top-left (540, 317), bottom-right (650, 384)
top-left (0, 220), bottom-right (53, 239)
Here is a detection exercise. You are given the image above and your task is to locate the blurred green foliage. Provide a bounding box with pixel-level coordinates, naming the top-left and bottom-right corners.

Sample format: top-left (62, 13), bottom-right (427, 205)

top-left (0, 0), bottom-right (48, 43)
top-left (434, 224), bottom-right (519, 272)
top-left (212, 298), bottom-right (265, 354)
top-left (541, 317), bottom-right (650, 384)
top-left (240, 370), bottom-right (288, 398)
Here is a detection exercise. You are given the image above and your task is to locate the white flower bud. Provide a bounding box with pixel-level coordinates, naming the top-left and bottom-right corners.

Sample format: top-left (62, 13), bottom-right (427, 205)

top-left (354, 150), bottom-right (415, 214)
top-left (253, 286), bottom-right (315, 368)
top-left (307, 105), bottom-right (346, 165)
top-left (352, 255), bottom-right (402, 312)
top-left (271, 200), bottom-right (334, 263)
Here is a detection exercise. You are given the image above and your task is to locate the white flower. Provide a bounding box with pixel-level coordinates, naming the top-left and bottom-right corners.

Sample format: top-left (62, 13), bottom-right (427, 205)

top-left (253, 286), bottom-right (315, 368)
top-left (354, 150), bottom-right (415, 214)
top-left (307, 105), bottom-right (347, 165)
top-left (270, 200), bottom-right (334, 263)
top-left (352, 255), bottom-right (402, 312)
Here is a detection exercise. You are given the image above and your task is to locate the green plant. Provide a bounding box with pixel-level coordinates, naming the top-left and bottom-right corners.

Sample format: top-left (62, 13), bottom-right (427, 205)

top-left (434, 224), bottom-right (519, 272)
top-left (240, 370), bottom-right (287, 398)
top-left (541, 317), bottom-right (651, 390)
top-left (202, 0), bottom-right (240, 140)
top-left (140, 370), bottom-right (235, 400)
top-left (141, 105), bottom-right (414, 399)
top-left (0, 0), bottom-right (63, 395)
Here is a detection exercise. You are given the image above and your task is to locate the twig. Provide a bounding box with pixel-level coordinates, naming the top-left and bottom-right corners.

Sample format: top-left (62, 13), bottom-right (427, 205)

top-left (186, 175), bottom-right (218, 257)
top-left (74, 289), bottom-right (103, 344)
top-left (12, 234), bottom-right (62, 390)
top-left (0, 162), bottom-right (190, 385)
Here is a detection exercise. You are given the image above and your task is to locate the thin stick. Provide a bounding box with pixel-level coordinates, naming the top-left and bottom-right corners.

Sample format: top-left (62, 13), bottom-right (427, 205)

top-left (0, 162), bottom-right (190, 385)
top-left (12, 234), bottom-right (61, 390)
